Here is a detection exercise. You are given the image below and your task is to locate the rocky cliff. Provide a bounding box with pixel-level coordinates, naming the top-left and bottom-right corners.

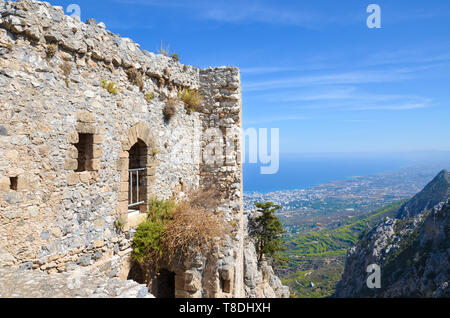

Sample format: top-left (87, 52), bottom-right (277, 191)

top-left (336, 170), bottom-right (450, 298)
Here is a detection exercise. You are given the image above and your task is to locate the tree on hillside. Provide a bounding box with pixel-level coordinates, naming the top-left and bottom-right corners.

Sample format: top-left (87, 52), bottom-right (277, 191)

top-left (253, 202), bottom-right (286, 264)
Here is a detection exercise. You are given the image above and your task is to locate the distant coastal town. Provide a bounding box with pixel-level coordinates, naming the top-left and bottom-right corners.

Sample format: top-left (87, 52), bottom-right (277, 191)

top-left (244, 166), bottom-right (441, 233)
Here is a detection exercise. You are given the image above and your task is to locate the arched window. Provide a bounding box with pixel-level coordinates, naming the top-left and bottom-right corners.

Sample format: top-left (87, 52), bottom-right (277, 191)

top-left (128, 139), bottom-right (148, 213)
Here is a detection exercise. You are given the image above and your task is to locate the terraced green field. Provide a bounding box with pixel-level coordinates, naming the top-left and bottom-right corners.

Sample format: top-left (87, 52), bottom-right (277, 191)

top-left (279, 200), bottom-right (406, 297)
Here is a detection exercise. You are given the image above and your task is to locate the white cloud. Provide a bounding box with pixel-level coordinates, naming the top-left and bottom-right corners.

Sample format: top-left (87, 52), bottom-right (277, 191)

top-left (243, 69), bottom-right (414, 92)
top-left (240, 67), bottom-right (293, 75)
top-left (244, 114), bottom-right (309, 125)
top-left (112, 0), bottom-right (353, 28)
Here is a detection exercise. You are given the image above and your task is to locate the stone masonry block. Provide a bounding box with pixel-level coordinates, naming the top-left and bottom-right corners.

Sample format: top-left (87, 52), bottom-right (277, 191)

top-left (0, 177), bottom-right (10, 191)
top-left (117, 201), bottom-right (128, 214)
top-left (120, 171), bottom-right (129, 182)
top-left (79, 171), bottom-right (91, 183)
top-left (67, 145), bottom-right (78, 159)
top-left (64, 158), bottom-right (78, 170)
top-left (130, 126), bottom-right (138, 143)
top-left (93, 134), bottom-right (103, 144)
top-left (121, 140), bottom-right (131, 151)
top-left (76, 122), bottom-right (96, 134)
top-left (146, 167), bottom-right (156, 176)
top-left (92, 144), bottom-right (102, 159)
top-left (147, 175), bottom-right (156, 185)
top-left (16, 175), bottom-right (30, 191)
top-left (76, 112), bottom-right (96, 123)
top-left (118, 191), bottom-right (128, 201)
top-left (141, 135), bottom-right (154, 148)
top-left (67, 173), bottom-right (80, 185)
top-left (67, 132), bottom-right (79, 144)
top-left (116, 158), bottom-right (128, 171)
top-left (127, 133), bottom-right (137, 148)
top-left (119, 182), bottom-right (129, 192)
top-left (89, 159), bottom-right (100, 171)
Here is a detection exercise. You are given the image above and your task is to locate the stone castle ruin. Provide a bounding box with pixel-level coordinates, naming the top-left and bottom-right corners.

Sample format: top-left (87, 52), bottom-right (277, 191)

top-left (0, 0), bottom-right (288, 298)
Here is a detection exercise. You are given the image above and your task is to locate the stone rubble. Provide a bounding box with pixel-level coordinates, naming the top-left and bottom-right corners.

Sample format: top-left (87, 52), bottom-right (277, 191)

top-left (0, 265), bottom-right (153, 298)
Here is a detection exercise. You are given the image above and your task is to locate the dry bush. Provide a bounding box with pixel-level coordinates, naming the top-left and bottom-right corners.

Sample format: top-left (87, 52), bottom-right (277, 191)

top-left (178, 88), bottom-right (203, 114)
top-left (159, 41), bottom-right (169, 56)
top-left (126, 67), bottom-right (144, 92)
top-left (158, 77), bottom-right (165, 88)
top-left (60, 61), bottom-right (72, 87)
top-left (60, 61), bottom-right (72, 77)
top-left (163, 98), bottom-right (177, 121)
top-left (161, 188), bottom-right (225, 261)
top-left (46, 44), bottom-right (58, 58)
top-left (161, 198), bottom-right (226, 262)
top-left (188, 187), bottom-right (222, 210)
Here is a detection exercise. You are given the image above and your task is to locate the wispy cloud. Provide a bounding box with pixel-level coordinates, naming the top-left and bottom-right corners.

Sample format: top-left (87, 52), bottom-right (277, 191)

top-left (297, 96), bottom-right (433, 112)
top-left (246, 85), bottom-right (433, 112)
top-left (112, 0), bottom-right (355, 28)
top-left (244, 114), bottom-right (309, 125)
top-left (240, 66), bottom-right (293, 75)
top-left (198, 2), bottom-right (318, 27)
top-left (363, 46), bottom-right (450, 67)
top-left (243, 69), bottom-right (415, 92)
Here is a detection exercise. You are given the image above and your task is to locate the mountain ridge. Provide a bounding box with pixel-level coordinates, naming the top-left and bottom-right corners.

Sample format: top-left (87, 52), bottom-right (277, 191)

top-left (397, 169), bottom-right (449, 219)
top-left (336, 170), bottom-right (450, 298)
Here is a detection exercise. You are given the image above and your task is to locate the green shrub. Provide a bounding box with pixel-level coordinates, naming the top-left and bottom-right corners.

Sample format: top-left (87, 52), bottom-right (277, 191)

top-left (145, 91), bottom-right (155, 103)
top-left (132, 199), bottom-right (176, 263)
top-left (171, 53), bottom-right (179, 61)
top-left (101, 79), bottom-right (120, 95)
top-left (152, 147), bottom-right (160, 156)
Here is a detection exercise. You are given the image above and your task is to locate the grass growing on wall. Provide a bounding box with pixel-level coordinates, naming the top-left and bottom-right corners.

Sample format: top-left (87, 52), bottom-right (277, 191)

top-left (178, 88), bottom-right (203, 114)
top-left (101, 79), bottom-right (120, 95)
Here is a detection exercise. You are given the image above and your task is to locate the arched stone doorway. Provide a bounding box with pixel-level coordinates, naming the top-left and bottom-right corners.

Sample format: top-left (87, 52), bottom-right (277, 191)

top-left (127, 262), bottom-right (145, 284)
top-left (151, 269), bottom-right (176, 298)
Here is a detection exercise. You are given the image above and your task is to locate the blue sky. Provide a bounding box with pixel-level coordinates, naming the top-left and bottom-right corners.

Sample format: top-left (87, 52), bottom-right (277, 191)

top-left (46, 0), bottom-right (450, 155)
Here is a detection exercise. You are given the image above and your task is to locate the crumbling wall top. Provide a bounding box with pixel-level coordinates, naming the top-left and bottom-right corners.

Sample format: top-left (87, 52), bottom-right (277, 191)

top-left (0, 0), bottom-right (201, 88)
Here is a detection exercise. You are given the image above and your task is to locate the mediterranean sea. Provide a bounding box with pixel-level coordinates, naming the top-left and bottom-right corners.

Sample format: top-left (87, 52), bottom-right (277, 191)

top-left (243, 153), bottom-right (413, 194)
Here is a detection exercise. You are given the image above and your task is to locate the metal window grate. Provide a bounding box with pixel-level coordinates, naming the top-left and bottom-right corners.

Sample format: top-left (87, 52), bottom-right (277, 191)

top-left (128, 168), bottom-right (145, 208)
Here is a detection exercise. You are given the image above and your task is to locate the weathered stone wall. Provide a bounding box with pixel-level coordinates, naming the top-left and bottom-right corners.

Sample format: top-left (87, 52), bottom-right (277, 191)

top-left (0, 0), bottom-right (208, 279)
top-left (0, 0), bottom-right (286, 299)
top-left (184, 67), bottom-right (244, 298)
